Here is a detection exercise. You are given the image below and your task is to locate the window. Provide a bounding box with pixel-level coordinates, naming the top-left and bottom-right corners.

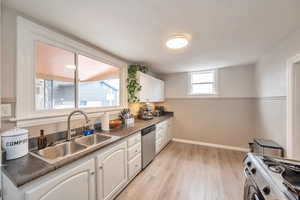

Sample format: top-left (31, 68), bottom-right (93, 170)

top-left (78, 54), bottom-right (120, 108)
top-left (188, 70), bottom-right (217, 95)
top-left (35, 42), bottom-right (121, 110)
top-left (35, 42), bottom-right (76, 110)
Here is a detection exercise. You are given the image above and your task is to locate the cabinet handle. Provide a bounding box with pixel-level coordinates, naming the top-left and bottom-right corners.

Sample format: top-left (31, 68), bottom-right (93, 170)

top-left (99, 166), bottom-right (103, 170)
top-left (90, 171), bottom-right (95, 175)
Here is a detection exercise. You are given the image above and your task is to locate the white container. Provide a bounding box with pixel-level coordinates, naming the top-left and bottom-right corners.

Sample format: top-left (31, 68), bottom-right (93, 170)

top-left (101, 112), bottom-right (110, 131)
top-left (1, 128), bottom-right (29, 160)
top-left (125, 118), bottom-right (135, 126)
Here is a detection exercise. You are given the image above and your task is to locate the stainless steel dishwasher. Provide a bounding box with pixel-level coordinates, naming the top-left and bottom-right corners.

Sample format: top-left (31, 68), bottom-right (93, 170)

top-left (141, 125), bottom-right (156, 169)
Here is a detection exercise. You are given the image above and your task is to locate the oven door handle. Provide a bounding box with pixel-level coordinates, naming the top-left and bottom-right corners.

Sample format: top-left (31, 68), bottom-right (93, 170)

top-left (253, 194), bottom-right (260, 200)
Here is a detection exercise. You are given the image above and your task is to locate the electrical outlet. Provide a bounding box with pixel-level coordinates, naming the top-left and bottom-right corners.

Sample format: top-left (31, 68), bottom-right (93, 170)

top-left (1, 104), bottom-right (12, 117)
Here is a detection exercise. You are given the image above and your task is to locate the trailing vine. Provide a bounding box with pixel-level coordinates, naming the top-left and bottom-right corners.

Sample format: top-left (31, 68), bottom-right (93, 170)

top-left (127, 64), bottom-right (149, 102)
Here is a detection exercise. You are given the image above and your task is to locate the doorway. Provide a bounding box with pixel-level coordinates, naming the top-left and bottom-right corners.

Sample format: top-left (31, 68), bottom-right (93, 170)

top-left (287, 54), bottom-right (300, 159)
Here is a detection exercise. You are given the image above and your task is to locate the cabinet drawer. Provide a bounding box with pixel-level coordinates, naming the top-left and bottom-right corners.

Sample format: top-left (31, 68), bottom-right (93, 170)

top-left (128, 154), bottom-right (141, 179)
top-left (128, 143), bottom-right (141, 161)
top-left (156, 121), bottom-right (167, 131)
top-left (128, 132), bottom-right (141, 147)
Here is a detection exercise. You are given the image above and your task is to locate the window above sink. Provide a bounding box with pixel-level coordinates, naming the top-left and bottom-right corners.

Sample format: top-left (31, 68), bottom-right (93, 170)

top-left (35, 42), bottom-right (121, 110)
top-left (16, 17), bottom-right (128, 127)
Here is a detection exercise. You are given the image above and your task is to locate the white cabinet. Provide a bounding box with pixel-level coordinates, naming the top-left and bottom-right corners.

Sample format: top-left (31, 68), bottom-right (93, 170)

top-left (128, 154), bottom-right (141, 179)
top-left (24, 159), bottom-right (96, 200)
top-left (97, 141), bottom-right (128, 200)
top-left (137, 72), bottom-right (164, 102)
top-left (127, 133), bottom-right (142, 180)
top-left (155, 119), bottom-right (173, 154)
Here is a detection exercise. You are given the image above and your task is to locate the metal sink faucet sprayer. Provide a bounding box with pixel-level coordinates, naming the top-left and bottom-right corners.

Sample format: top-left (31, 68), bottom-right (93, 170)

top-left (67, 110), bottom-right (90, 141)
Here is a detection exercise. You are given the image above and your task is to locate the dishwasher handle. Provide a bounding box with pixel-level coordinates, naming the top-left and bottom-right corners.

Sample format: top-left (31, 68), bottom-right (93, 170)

top-left (141, 125), bottom-right (156, 135)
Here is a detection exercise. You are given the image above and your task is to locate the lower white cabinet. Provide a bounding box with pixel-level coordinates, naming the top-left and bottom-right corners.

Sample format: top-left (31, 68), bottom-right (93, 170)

top-left (126, 133), bottom-right (142, 181)
top-left (128, 154), bottom-right (141, 180)
top-left (24, 158), bottom-right (96, 200)
top-left (155, 118), bottom-right (173, 154)
top-left (96, 141), bottom-right (128, 200)
top-left (4, 120), bottom-right (172, 200)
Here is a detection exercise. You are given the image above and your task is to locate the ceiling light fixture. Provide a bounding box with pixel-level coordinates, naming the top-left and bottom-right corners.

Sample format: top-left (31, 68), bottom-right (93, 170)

top-left (65, 65), bottom-right (77, 70)
top-left (166, 35), bottom-right (188, 49)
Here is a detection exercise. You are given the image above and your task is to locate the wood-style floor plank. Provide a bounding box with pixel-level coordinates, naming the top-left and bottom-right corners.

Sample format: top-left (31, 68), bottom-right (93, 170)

top-left (116, 141), bottom-right (246, 200)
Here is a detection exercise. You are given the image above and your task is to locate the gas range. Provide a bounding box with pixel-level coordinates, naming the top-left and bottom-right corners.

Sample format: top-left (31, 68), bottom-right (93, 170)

top-left (244, 153), bottom-right (300, 200)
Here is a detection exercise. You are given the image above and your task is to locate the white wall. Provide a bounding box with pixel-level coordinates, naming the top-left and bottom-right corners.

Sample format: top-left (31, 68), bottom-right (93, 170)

top-left (164, 64), bottom-right (256, 98)
top-left (0, 6), bottom-right (127, 134)
top-left (254, 27), bottom-right (300, 150)
top-left (1, 5), bottom-right (17, 98)
top-left (255, 28), bottom-right (300, 97)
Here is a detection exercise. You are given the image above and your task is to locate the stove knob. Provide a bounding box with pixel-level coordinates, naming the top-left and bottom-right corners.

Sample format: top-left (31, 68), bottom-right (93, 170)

top-left (246, 161), bottom-right (252, 167)
top-left (262, 186), bottom-right (270, 195)
top-left (251, 168), bottom-right (256, 174)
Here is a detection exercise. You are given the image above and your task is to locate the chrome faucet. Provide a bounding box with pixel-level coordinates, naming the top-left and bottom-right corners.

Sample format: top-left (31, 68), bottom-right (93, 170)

top-left (67, 110), bottom-right (90, 141)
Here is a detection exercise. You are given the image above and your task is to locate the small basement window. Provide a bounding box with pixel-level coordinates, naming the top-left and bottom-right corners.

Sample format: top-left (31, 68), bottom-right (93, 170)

top-left (188, 70), bottom-right (217, 95)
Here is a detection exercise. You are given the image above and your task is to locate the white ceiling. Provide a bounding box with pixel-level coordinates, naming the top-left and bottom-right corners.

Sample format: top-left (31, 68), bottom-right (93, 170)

top-left (5, 0), bottom-right (300, 73)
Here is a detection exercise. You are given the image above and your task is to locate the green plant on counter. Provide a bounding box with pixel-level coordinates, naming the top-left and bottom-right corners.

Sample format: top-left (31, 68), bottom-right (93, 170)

top-left (127, 64), bottom-right (149, 102)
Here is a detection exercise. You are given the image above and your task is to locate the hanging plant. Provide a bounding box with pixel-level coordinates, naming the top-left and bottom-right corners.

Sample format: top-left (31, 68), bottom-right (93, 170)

top-left (127, 64), bottom-right (149, 103)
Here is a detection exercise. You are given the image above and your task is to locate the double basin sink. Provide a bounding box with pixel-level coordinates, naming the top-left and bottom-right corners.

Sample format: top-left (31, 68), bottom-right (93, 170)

top-left (32, 134), bottom-right (112, 164)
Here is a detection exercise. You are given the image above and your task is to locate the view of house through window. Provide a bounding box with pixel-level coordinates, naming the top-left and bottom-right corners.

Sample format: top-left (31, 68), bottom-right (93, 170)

top-left (35, 42), bottom-right (121, 110)
top-left (78, 54), bottom-right (120, 107)
top-left (35, 42), bottom-right (76, 110)
top-left (189, 70), bottom-right (217, 95)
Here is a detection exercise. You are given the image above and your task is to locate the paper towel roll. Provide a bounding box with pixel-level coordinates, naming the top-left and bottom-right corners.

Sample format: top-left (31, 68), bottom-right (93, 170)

top-left (101, 112), bottom-right (110, 131)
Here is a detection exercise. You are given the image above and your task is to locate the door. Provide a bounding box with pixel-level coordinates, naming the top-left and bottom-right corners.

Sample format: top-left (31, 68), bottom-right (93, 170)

top-left (25, 159), bottom-right (96, 200)
top-left (97, 142), bottom-right (127, 200)
top-left (288, 58), bottom-right (300, 159)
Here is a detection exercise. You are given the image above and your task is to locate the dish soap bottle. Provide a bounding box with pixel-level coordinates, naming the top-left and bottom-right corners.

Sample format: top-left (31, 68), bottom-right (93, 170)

top-left (37, 129), bottom-right (47, 150)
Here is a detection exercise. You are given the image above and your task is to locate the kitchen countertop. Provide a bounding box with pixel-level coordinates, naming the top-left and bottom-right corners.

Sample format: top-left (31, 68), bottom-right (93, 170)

top-left (3, 113), bottom-right (173, 187)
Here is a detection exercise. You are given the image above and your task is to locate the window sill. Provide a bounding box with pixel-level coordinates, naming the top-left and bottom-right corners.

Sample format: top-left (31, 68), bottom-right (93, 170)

top-left (15, 106), bottom-right (126, 127)
top-left (187, 93), bottom-right (218, 97)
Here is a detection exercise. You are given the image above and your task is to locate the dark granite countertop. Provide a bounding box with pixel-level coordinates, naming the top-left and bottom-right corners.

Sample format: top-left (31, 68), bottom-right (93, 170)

top-left (3, 113), bottom-right (173, 187)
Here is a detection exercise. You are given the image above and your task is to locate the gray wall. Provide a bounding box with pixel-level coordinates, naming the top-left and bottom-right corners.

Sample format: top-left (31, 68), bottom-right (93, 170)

top-left (162, 65), bottom-right (256, 148)
top-left (164, 98), bottom-right (256, 148)
top-left (162, 27), bottom-right (300, 151)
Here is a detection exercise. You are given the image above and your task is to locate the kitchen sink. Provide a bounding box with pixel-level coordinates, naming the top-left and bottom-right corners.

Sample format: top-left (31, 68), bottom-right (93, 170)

top-left (32, 141), bottom-right (87, 163)
top-left (75, 134), bottom-right (111, 147)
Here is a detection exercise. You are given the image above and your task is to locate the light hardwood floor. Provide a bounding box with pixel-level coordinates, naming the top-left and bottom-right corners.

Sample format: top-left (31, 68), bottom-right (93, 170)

top-left (116, 141), bottom-right (246, 200)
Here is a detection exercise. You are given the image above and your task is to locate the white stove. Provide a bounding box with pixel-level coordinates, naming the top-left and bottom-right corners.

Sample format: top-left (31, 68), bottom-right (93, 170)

top-left (244, 153), bottom-right (300, 200)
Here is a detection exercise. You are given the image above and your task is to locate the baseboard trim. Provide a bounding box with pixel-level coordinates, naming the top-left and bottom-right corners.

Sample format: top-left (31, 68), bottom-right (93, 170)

top-left (172, 138), bottom-right (249, 152)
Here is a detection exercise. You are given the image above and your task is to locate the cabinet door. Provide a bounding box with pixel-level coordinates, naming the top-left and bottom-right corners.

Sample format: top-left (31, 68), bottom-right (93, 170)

top-left (138, 72), bottom-right (151, 102)
top-left (159, 80), bottom-right (165, 102)
top-left (97, 142), bottom-right (127, 200)
top-left (138, 72), bottom-right (164, 102)
top-left (25, 159), bottom-right (96, 200)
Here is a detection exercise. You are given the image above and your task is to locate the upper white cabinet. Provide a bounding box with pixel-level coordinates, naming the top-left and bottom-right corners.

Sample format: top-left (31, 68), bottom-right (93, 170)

top-left (137, 72), bottom-right (164, 102)
top-left (24, 158), bottom-right (96, 200)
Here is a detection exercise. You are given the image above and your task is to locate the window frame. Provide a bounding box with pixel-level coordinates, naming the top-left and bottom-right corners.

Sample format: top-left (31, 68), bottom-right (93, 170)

top-left (187, 69), bottom-right (218, 96)
top-left (16, 17), bottom-right (127, 127)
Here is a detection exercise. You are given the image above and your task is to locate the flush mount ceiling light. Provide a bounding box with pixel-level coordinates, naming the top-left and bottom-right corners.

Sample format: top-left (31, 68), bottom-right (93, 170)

top-left (65, 65), bottom-right (77, 70)
top-left (166, 35), bottom-right (189, 49)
